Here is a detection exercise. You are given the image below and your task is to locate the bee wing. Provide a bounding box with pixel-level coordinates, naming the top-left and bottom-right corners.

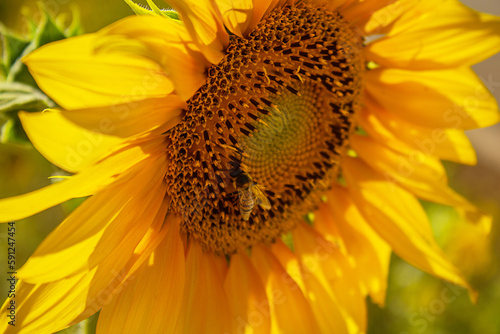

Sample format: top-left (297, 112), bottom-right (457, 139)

top-left (253, 186), bottom-right (271, 210)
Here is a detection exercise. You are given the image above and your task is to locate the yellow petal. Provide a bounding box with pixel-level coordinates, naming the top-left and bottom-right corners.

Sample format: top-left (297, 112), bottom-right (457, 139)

top-left (0, 271), bottom-right (96, 334)
top-left (0, 212), bottom-right (174, 334)
top-left (167, 0), bottom-right (229, 64)
top-left (272, 237), bottom-right (350, 334)
top-left (342, 157), bottom-right (472, 292)
top-left (250, 0), bottom-right (283, 32)
top-left (98, 15), bottom-right (210, 101)
top-left (176, 242), bottom-right (232, 333)
top-left (251, 244), bottom-right (319, 333)
top-left (224, 252), bottom-right (271, 334)
top-left (17, 154), bottom-right (168, 283)
top-left (365, 0), bottom-right (500, 69)
top-left (341, 0), bottom-right (398, 28)
top-left (366, 67), bottom-right (500, 130)
top-left (80, 210), bottom-right (175, 324)
top-left (0, 136), bottom-right (166, 222)
top-left (444, 212), bottom-right (493, 277)
top-left (351, 134), bottom-right (477, 210)
top-left (19, 96), bottom-right (183, 173)
top-left (215, 0), bottom-right (253, 37)
top-left (19, 109), bottom-right (123, 173)
top-left (97, 218), bottom-right (185, 334)
top-left (293, 223), bottom-right (366, 334)
top-left (76, 207), bottom-right (175, 326)
top-left (214, 0), bottom-right (278, 37)
top-left (358, 100), bottom-right (477, 165)
top-left (57, 96), bottom-right (185, 138)
top-left (374, 0), bottom-right (439, 36)
top-left (23, 34), bottom-right (173, 110)
top-left (363, 0), bottom-right (431, 35)
top-left (270, 239), bottom-right (307, 294)
top-left (315, 189), bottom-right (391, 306)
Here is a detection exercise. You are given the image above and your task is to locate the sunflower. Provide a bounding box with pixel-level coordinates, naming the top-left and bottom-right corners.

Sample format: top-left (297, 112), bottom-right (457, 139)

top-left (1, 0), bottom-right (499, 332)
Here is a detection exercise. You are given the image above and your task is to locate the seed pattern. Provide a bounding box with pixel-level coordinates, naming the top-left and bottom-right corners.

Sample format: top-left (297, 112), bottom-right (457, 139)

top-left (165, 2), bottom-right (364, 254)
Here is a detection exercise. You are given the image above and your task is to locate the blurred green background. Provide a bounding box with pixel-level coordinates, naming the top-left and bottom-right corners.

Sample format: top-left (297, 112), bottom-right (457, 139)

top-left (1, 0), bottom-right (500, 333)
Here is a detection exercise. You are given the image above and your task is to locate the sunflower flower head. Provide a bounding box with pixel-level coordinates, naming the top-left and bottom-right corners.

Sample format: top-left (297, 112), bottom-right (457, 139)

top-left (1, 0), bottom-right (500, 333)
top-left (167, 1), bottom-right (364, 254)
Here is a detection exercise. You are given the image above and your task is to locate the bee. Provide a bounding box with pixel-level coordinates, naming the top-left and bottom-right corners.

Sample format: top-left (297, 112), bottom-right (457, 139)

top-left (221, 144), bottom-right (271, 220)
top-left (234, 171), bottom-right (271, 221)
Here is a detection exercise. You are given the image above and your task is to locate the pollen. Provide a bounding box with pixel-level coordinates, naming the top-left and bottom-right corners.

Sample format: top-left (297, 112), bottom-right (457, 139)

top-left (165, 2), bottom-right (364, 254)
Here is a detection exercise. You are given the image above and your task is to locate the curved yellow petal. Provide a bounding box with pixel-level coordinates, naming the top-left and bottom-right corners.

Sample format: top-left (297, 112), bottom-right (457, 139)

top-left (365, 0), bottom-right (500, 69)
top-left (358, 100), bottom-right (477, 165)
top-left (270, 239), bottom-right (307, 294)
top-left (293, 223), bottom-right (366, 334)
top-left (271, 237), bottom-right (351, 333)
top-left (351, 134), bottom-right (477, 210)
top-left (97, 218), bottom-right (185, 334)
top-left (17, 154), bottom-right (168, 284)
top-left (19, 96), bottom-right (183, 173)
top-left (0, 211), bottom-right (173, 334)
top-left (167, 0), bottom-right (229, 64)
top-left (342, 157), bottom-right (472, 292)
top-left (214, 0), bottom-right (279, 37)
top-left (99, 15), bottom-right (210, 101)
top-left (23, 34), bottom-right (173, 110)
top-left (19, 110), bottom-right (122, 173)
top-left (273, 235), bottom-right (350, 334)
top-left (19, 110), bottom-right (124, 173)
top-left (443, 212), bottom-right (493, 277)
top-left (341, 0), bottom-right (398, 28)
top-left (0, 136), bottom-right (166, 222)
top-left (251, 0), bottom-right (284, 32)
top-left (0, 271), bottom-right (96, 334)
top-left (372, 0), bottom-right (438, 36)
top-left (366, 67), bottom-right (500, 130)
top-left (80, 207), bottom-right (175, 325)
top-left (215, 0), bottom-right (253, 37)
top-left (363, 0), bottom-right (429, 35)
top-left (315, 189), bottom-right (391, 307)
top-left (175, 242), bottom-right (231, 333)
top-left (224, 252), bottom-right (271, 334)
top-left (58, 96), bottom-right (185, 138)
top-left (251, 244), bottom-right (319, 333)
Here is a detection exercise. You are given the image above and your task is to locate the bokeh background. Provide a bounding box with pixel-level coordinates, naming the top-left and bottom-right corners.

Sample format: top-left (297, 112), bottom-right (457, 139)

top-left (0, 0), bottom-right (499, 333)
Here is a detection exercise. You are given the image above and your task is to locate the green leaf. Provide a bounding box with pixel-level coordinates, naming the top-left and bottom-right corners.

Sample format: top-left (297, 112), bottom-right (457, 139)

top-left (4, 6), bottom-right (82, 85)
top-left (0, 82), bottom-right (54, 113)
top-left (124, 0), bottom-right (179, 19)
top-left (0, 82), bottom-right (54, 145)
top-left (34, 11), bottom-right (66, 47)
top-left (124, 0), bottom-right (156, 15)
top-left (65, 6), bottom-right (83, 37)
top-left (163, 10), bottom-right (179, 20)
top-left (56, 312), bottom-right (99, 334)
top-left (146, 0), bottom-right (166, 16)
top-left (281, 231), bottom-right (295, 252)
top-left (0, 26), bottom-right (30, 71)
top-left (0, 4), bottom-right (83, 145)
top-left (5, 14), bottom-right (64, 84)
top-left (0, 61), bottom-right (6, 81)
top-left (0, 116), bottom-right (29, 145)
